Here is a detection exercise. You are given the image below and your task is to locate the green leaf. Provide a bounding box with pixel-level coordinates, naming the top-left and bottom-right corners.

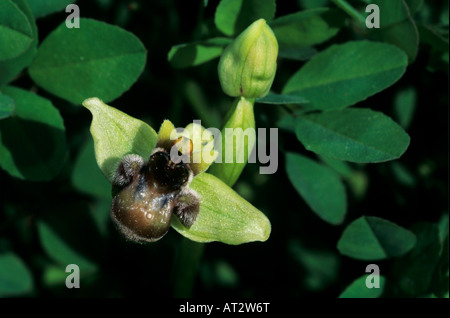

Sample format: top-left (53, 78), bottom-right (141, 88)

top-left (295, 108), bottom-right (410, 163)
top-left (418, 23), bottom-right (449, 53)
top-left (0, 0), bottom-right (37, 86)
top-left (394, 223), bottom-right (442, 297)
top-left (285, 152), bottom-right (347, 225)
top-left (37, 202), bottom-right (102, 274)
top-left (0, 252), bottom-right (33, 296)
top-left (71, 138), bottom-right (112, 199)
top-left (0, 93), bottom-right (15, 119)
top-left (256, 92), bottom-right (309, 105)
top-left (29, 18), bottom-right (147, 104)
top-left (390, 161), bottom-right (416, 187)
top-left (337, 216), bottom-right (417, 260)
top-left (0, 86), bottom-right (66, 181)
top-left (171, 172), bottom-right (271, 245)
top-left (432, 232), bottom-right (449, 298)
top-left (168, 37), bottom-right (232, 68)
top-left (82, 97), bottom-right (157, 183)
top-left (0, 0), bottom-right (33, 61)
top-left (214, 0), bottom-right (276, 37)
top-left (42, 265), bottom-right (69, 287)
top-left (289, 240), bottom-right (340, 291)
top-left (271, 8), bottom-right (344, 50)
top-left (339, 275), bottom-right (386, 298)
top-left (208, 97), bottom-right (256, 187)
top-left (366, 0), bottom-right (419, 62)
top-left (282, 41), bottom-right (408, 110)
top-left (27, 0), bottom-right (75, 19)
top-left (393, 87), bottom-right (417, 130)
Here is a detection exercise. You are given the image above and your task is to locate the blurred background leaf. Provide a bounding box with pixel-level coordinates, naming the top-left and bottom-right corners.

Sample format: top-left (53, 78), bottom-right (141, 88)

top-left (0, 92), bottom-right (15, 119)
top-left (0, 86), bottom-right (66, 181)
top-left (339, 274), bottom-right (385, 298)
top-left (214, 0), bottom-right (276, 36)
top-left (0, 252), bottom-right (34, 297)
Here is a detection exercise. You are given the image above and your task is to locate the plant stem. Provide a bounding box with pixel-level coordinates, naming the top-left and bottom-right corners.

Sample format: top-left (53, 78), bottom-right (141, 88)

top-left (172, 237), bottom-right (205, 297)
top-left (331, 0), bottom-right (366, 25)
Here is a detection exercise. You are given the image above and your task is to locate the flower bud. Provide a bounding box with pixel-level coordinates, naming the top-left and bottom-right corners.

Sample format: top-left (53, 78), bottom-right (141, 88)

top-left (209, 97), bottom-right (256, 186)
top-left (218, 19), bottom-right (278, 98)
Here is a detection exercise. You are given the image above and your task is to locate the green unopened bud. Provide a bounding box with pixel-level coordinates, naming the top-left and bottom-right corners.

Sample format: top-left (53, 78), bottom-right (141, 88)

top-left (218, 19), bottom-right (278, 98)
top-left (209, 96), bottom-right (256, 187)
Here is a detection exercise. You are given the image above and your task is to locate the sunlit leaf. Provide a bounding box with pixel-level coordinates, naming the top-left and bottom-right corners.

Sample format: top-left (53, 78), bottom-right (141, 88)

top-left (295, 108), bottom-right (410, 163)
top-left (29, 18), bottom-right (147, 104)
top-left (283, 41), bottom-right (408, 110)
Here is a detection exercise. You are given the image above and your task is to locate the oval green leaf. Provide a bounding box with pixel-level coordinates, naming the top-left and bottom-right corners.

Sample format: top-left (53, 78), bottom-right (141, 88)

top-left (283, 41), bottom-right (408, 110)
top-left (0, 86), bottom-right (66, 181)
top-left (0, 93), bottom-right (15, 119)
top-left (82, 97), bottom-right (157, 183)
top-left (339, 274), bottom-right (386, 298)
top-left (285, 152), bottom-right (347, 225)
top-left (0, 0), bottom-right (37, 86)
top-left (0, 252), bottom-right (34, 297)
top-left (171, 172), bottom-right (271, 245)
top-left (29, 18), bottom-right (147, 104)
top-left (295, 108), bottom-right (410, 163)
top-left (337, 216), bottom-right (417, 260)
top-left (271, 8), bottom-right (344, 50)
top-left (0, 0), bottom-right (33, 61)
top-left (168, 37), bottom-right (232, 68)
top-left (214, 0), bottom-right (276, 36)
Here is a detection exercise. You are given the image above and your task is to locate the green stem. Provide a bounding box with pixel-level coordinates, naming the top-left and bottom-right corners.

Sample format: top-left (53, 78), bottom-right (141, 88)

top-left (172, 237), bottom-right (205, 297)
top-left (331, 0), bottom-right (366, 25)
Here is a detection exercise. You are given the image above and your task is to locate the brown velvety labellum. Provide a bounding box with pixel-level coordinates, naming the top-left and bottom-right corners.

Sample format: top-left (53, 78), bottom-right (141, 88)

top-left (111, 174), bottom-right (176, 243)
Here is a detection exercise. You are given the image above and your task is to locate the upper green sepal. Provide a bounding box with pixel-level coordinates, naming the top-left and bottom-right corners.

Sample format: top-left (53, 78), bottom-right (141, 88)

top-left (82, 97), bottom-right (158, 183)
top-left (218, 19), bottom-right (278, 98)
